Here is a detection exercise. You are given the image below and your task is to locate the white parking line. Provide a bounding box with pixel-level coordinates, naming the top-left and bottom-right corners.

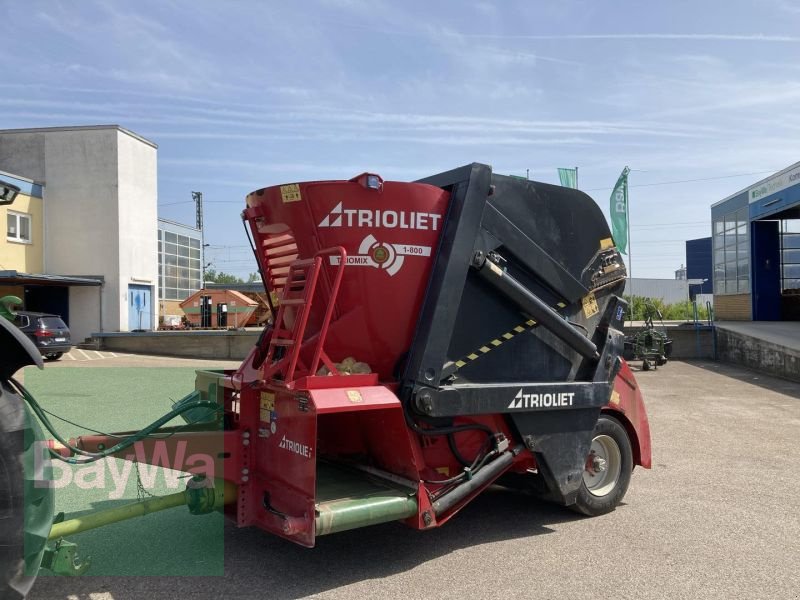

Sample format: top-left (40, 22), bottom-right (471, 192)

top-left (91, 350), bottom-right (104, 360)
top-left (77, 348), bottom-right (94, 361)
top-left (66, 352), bottom-right (76, 360)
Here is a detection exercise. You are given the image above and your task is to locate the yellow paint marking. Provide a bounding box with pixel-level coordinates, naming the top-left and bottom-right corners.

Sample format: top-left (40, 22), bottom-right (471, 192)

top-left (467, 353), bottom-right (479, 360)
top-left (502, 332), bottom-right (514, 340)
top-left (455, 360), bottom-right (467, 368)
top-left (491, 339), bottom-right (502, 347)
top-left (479, 346), bottom-right (491, 353)
top-left (513, 325), bottom-right (525, 333)
top-left (526, 320), bottom-right (535, 326)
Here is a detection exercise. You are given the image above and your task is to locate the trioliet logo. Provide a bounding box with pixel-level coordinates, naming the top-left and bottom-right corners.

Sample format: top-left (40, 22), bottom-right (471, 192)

top-left (318, 202), bottom-right (442, 231)
top-left (507, 388), bottom-right (575, 410)
top-left (278, 435), bottom-right (312, 459)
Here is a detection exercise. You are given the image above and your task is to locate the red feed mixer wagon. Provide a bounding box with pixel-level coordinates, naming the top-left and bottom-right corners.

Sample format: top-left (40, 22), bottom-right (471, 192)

top-left (1, 163), bottom-right (650, 593)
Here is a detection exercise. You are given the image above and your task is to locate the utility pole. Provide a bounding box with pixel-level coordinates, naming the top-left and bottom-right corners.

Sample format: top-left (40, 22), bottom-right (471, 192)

top-left (192, 191), bottom-right (205, 287)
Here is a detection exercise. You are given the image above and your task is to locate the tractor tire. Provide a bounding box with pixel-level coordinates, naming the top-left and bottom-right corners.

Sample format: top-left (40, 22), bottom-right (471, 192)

top-left (0, 381), bottom-right (53, 599)
top-left (571, 415), bottom-right (633, 517)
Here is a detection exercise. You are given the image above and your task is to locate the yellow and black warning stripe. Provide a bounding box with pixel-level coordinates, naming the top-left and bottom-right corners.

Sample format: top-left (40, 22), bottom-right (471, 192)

top-left (453, 318), bottom-right (537, 369)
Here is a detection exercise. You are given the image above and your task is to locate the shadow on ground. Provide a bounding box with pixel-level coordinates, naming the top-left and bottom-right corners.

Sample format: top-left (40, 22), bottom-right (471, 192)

top-left (30, 486), bottom-right (584, 599)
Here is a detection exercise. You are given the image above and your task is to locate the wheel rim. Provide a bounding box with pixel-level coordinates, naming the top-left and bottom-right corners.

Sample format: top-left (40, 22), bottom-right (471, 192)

top-left (583, 434), bottom-right (622, 497)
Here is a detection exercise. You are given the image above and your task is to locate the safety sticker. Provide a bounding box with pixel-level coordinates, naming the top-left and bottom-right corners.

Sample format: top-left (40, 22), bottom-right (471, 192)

top-left (609, 390), bottom-right (621, 406)
top-left (280, 184), bottom-right (302, 203)
top-left (582, 292), bottom-right (599, 318)
top-left (346, 390), bottom-right (363, 403)
top-left (600, 237), bottom-right (614, 250)
top-left (329, 234), bottom-right (431, 276)
top-left (260, 392), bottom-right (275, 422)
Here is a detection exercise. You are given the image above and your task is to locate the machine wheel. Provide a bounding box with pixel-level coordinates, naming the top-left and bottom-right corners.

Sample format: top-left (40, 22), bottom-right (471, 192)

top-left (641, 359), bottom-right (650, 371)
top-left (44, 353), bottom-right (62, 361)
top-left (571, 415), bottom-right (633, 517)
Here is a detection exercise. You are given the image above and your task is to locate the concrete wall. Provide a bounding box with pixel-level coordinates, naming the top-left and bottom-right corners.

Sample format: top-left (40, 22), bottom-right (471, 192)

top-left (624, 324), bottom-right (715, 360)
top-left (116, 130), bottom-right (158, 332)
top-left (69, 285), bottom-right (102, 343)
top-left (94, 330), bottom-right (260, 360)
top-left (0, 132), bottom-right (46, 181)
top-left (40, 129), bottom-right (122, 334)
top-left (716, 327), bottom-right (800, 383)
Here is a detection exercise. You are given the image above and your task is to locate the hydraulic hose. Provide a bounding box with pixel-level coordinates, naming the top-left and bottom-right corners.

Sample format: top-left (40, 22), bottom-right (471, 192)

top-left (9, 378), bottom-right (222, 465)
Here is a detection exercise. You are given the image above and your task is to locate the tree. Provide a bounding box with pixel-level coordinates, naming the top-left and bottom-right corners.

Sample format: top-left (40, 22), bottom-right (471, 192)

top-left (246, 272), bottom-right (262, 283)
top-left (204, 269), bottom-right (243, 285)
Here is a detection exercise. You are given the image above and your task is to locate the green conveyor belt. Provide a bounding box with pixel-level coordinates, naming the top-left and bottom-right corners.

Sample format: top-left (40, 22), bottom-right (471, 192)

top-left (314, 462), bottom-right (418, 536)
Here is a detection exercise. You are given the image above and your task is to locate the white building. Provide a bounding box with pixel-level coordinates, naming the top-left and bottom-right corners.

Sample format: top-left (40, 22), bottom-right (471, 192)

top-left (0, 125), bottom-right (158, 341)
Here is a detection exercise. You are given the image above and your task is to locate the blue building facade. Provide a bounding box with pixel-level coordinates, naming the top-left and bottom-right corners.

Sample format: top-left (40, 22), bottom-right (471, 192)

top-left (711, 161), bottom-right (800, 320)
top-left (685, 237), bottom-right (712, 298)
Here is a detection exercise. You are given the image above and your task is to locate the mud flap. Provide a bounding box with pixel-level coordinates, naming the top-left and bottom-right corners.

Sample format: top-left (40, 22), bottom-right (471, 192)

top-left (510, 407), bottom-right (602, 505)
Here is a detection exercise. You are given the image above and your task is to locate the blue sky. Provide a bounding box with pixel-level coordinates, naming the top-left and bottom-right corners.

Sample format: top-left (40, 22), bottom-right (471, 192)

top-left (2, 0), bottom-right (800, 279)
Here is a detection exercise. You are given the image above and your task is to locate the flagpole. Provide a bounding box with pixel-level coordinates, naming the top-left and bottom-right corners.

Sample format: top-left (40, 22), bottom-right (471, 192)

top-left (626, 171), bottom-right (633, 320)
top-left (575, 166), bottom-right (579, 190)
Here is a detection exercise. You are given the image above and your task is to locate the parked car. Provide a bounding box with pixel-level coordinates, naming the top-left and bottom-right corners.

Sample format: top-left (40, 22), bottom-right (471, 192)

top-left (13, 311), bottom-right (72, 360)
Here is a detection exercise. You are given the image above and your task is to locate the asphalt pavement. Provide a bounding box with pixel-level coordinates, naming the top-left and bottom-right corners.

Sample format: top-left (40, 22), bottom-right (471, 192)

top-left (26, 358), bottom-right (800, 600)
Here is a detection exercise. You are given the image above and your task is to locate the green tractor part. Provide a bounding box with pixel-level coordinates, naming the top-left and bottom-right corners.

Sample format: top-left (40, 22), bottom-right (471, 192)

top-left (0, 381), bottom-right (54, 598)
top-left (41, 477), bottom-right (237, 576)
top-left (0, 295), bottom-right (21, 321)
top-left (48, 477), bottom-right (236, 541)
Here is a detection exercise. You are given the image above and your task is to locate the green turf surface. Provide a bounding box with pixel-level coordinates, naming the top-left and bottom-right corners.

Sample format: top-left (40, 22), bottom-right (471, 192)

top-left (24, 366), bottom-right (227, 577)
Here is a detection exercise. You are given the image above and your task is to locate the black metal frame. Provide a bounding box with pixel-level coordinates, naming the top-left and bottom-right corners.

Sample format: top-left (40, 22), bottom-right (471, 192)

top-left (403, 163), bottom-right (627, 505)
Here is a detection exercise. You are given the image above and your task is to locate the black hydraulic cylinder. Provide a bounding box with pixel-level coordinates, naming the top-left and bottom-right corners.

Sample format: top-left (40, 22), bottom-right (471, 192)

top-left (432, 449), bottom-right (516, 516)
top-left (476, 257), bottom-right (599, 361)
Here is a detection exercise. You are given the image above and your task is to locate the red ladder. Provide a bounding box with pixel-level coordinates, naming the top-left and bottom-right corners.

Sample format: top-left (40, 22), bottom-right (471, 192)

top-left (262, 247), bottom-right (345, 383)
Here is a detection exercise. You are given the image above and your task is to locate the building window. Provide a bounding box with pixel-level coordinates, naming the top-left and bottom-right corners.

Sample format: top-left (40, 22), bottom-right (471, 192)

top-left (158, 227), bottom-right (202, 301)
top-left (781, 220), bottom-right (800, 292)
top-left (7, 211), bottom-right (32, 243)
top-left (713, 207), bottom-right (749, 295)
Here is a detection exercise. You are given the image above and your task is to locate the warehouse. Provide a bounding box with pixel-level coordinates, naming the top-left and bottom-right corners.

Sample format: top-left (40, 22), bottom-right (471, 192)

top-left (712, 161), bottom-right (800, 320)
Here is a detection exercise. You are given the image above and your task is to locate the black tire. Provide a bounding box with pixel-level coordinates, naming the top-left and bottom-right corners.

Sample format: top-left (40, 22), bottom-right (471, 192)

top-left (571, 415), bottom-right (633, 517)
top-left (44, 353), bottom-right (62, 361)
top-left (1, 382), bottom-right (54, 599)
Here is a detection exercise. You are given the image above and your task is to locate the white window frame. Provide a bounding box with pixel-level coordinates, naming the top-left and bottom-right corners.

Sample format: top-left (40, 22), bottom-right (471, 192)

top-left (7, 210), bottom-right (32, 244)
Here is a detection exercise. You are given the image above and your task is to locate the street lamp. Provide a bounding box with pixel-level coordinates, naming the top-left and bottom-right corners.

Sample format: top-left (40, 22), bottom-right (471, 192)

top-left (0, 180), bottom-right (21, 205)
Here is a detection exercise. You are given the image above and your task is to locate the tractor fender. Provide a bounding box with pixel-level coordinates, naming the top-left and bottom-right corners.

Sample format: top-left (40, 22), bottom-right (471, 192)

top-left (603, 359), bottom-right (652, 469)
top-left (0, 315), bottom-right (43, 381)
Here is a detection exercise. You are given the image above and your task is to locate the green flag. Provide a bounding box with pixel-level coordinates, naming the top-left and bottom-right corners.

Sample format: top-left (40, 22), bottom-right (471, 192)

top-left (557, 167), bottom-right (578, 189)
top-left (609, 166), bottom-right (630, 255)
